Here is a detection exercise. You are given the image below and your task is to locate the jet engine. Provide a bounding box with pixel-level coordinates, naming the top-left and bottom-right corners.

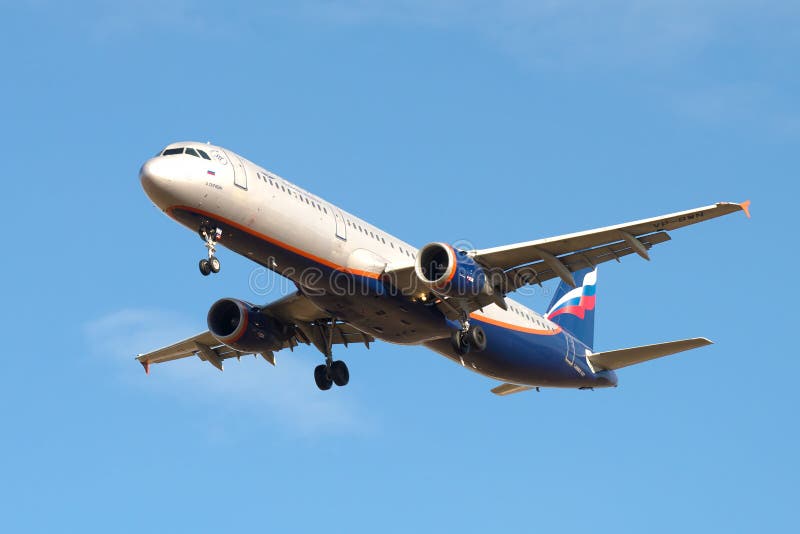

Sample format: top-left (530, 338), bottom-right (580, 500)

top-left (207, 298), bottom-right (290, 353)
top-left (415, 242), bottom-right (486, 298)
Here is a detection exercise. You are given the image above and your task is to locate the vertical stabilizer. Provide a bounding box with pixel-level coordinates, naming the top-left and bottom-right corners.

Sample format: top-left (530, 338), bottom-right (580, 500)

top-left (546, 268), bottom-right (597, 349)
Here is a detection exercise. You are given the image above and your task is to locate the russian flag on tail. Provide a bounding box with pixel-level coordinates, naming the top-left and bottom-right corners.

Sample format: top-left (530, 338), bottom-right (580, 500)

top-left (546, 268), bottom-right (598, 349)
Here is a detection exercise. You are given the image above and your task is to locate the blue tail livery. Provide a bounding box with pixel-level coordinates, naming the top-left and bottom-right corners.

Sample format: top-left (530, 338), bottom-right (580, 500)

top-left (546, 268), bottom-right (597, 350)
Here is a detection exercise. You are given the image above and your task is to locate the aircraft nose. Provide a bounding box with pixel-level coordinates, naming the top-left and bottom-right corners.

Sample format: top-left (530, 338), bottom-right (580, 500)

top-left (140, 157), bottom-right (176, 209)
top-left (140, 157), bottom-right (167, 188)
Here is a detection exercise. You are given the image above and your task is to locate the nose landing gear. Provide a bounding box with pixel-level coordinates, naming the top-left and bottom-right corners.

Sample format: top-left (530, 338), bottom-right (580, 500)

top-left (198, 223), bottom-right (222, 276)
top-left (199, 256), bottom-right (221, 276)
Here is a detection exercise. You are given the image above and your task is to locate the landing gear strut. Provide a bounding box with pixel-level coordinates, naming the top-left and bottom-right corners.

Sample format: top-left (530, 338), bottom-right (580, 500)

top-left (451, 315), bottom-right (487, 356)
top-left (198, 222), bottom-right (222, 276)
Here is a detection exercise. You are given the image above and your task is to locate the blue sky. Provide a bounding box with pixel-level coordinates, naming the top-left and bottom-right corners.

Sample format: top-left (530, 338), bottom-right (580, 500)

top-left (2, 1), bottom-right (797, 532)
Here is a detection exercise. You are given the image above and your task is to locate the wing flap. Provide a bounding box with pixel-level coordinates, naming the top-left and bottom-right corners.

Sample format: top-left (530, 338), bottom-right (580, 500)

top-left (587, 337), bottom-right (713, 371)
top-left (295, 321), bottom-right (374, 356)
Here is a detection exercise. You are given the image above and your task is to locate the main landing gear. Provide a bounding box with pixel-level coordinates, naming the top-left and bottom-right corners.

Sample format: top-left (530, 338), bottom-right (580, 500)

top-left (312, 318), bottom-right (350, 391)
top-left (198, 222), bottom-right (222, 276)
top-left (314, 360), bottom-right (349, 391)
top-left (450, 316), bottom-right (487, 356)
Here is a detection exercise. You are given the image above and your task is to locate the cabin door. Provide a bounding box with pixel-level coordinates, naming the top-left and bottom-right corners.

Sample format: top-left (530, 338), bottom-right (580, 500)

top-left (333, 209), bottom-right (347, 240)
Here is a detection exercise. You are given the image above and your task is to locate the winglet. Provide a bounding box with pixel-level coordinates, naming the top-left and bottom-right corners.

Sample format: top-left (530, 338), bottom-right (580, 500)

top-left (140, 359), bottom-right (150, 375)
top-left (739, 200), bottom-right (751, 219)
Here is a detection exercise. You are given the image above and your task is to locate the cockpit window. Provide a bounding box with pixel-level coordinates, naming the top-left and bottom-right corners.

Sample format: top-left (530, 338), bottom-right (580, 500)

top-left (197, 149), bottom-right (211, 160)
top-left (162, 147), bottom-right (184, 156)
top-left (185, 148), bottom-right (199, 158)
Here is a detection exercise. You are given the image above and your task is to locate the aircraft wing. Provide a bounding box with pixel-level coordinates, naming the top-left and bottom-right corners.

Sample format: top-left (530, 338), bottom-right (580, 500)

top-left (474, 201), bottom-right (750, 292)
top-left (136, 292), bottom-right (374, 373)
top-left (384, 201), bottom-right (749, 308)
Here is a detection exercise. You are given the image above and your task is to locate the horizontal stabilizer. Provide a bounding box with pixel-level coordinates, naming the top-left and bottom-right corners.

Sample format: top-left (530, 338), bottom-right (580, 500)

top-left (587, 337), bottom-right (712, 371)
top-left (491, 383), bottom-right (534, 396)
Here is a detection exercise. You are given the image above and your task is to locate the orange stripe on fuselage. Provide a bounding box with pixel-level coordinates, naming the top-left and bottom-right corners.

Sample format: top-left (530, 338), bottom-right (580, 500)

top-left (470, 313), bottom-right (562, 336)
top-left (166, 205), bottom-right (383, 279)
top-left (169, 206), bottom-right (555, 335)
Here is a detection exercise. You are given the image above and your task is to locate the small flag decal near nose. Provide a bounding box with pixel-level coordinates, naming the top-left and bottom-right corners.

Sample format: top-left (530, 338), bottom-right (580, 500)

top-left (207, 170), bottom-right (216, 176)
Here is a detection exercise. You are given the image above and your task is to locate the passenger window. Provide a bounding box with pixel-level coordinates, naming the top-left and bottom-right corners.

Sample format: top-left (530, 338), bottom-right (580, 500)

top-left (162, 148), bottom-right (184, 156)
top-left (185, 148), bottom-right (200, 158)
top-left (197, 149), bottom-right (211, 160)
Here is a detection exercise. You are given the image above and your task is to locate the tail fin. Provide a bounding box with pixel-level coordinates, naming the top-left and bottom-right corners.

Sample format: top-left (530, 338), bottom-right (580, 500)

top-left (546, 268), bottom-right (597, 349)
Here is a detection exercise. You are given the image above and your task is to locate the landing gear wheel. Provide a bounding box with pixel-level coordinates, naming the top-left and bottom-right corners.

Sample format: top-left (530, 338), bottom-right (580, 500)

top-left (450, 330), bottom-right (471, 355)
top-left (314, 364), bottom-right (333, 391)
top-left (331, 360), bottom-right (349, 387)
top-left (467, 325), bottom-right (487, 352)
top-left (198, 223), bottom-right (222, 276)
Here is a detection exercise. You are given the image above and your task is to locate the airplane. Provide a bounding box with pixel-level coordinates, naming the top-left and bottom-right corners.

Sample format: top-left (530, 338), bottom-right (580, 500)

top-left (136, 141), bottom-right (750, 395)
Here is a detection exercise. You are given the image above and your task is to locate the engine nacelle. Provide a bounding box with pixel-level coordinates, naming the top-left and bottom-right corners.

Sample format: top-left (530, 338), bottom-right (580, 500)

top-left (207, 298), bottom-right (290, 353)
top-left (415, 242), bottom-right (486, 298)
